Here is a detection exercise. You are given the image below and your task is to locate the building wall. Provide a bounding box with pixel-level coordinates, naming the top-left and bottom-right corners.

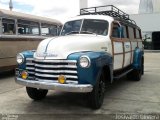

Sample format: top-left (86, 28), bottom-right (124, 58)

top-left (130, 13), bottom-right (160, 49)
top-left (79, 0), bottom-right (88, 9)
top-left (139, 0), bottom-right (160, 13)
top-left (130, 13), bottom-right (160, 32)
top-left (139, 0), bottom-right (153, 13)
top-left (152, 0), bottom-right (160, 13)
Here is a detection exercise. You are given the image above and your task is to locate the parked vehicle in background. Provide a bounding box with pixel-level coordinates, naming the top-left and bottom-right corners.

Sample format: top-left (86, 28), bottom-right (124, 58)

top-left (15, 5), bottom-right (144, 109)
top-left (0, 9), bottom-right (62, 72)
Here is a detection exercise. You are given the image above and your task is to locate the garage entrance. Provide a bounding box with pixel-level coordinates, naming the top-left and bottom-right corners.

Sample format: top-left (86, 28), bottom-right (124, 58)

top-left (152, 32), bottom-right (160, 50)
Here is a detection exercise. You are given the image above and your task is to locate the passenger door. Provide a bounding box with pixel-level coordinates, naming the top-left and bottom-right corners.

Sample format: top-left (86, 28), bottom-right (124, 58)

top-left (122, 25), bottom-right (132, 68)
top-left (111, 22), bottom-right (124, 70)
top-left (111, 22), bottom-right (132, 70)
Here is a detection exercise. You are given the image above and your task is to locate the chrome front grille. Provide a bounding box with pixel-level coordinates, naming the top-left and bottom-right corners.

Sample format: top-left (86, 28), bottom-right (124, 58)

top-left (26, 58), bottom-right (78, 82)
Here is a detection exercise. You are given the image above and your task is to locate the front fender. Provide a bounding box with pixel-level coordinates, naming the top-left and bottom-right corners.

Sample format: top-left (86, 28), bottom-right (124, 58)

top-left (18, 50), bottom-right (35, 69)
top-left (67, 52), bottom-right (113, 86)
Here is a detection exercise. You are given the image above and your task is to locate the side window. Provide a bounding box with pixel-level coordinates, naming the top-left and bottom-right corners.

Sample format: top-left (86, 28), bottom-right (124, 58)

top-left (17, 19), bottom-right (40, 35)
top-left (57, 26), bottom-right (62, 36)
top-left (112, 23), bottom-right (120, 38)
top-left (122, 25), bottom-right (128, 38)
top-left (128, 27), bottom-right (134, 39)
top-left (50, 26), bottom-right (58, 36)
top-left (2, 18), bottom-right (15, 35)
top-left (41, 23), bottom-right (57, 36)
top-left (135, 29), bottom-right (140, 39)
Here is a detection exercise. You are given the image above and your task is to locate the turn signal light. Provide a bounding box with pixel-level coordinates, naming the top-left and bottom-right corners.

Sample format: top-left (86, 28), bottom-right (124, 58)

top-left (58, 75), bottom-right (66, 84)
top-left (21, 71), bottom-right (28, 79)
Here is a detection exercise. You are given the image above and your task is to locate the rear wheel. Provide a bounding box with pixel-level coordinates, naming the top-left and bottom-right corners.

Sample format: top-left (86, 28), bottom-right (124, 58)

top-left (127, 69), bottom-right (141, 81)
top-left (89, 72), bottom-right (106, 109)
top-left (127, 58), bottom-right (143, 81)
top-left (26, 87), bottom-right (48, 100)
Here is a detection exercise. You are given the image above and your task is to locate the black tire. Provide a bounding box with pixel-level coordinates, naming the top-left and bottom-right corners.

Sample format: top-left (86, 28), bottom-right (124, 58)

top-left (127, 69), bottom-right (142, 81)
top-left (141, 57), bottom-right (144, 75)
top-left (26, 87), bottom-right (48, 100)
top-left (127, 58), bottom-right (143, 81)
top-left (88, 72), bottom-right (106, 109)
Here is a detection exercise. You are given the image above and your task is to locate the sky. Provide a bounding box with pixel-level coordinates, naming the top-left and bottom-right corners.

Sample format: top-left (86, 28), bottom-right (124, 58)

top-left (0, 0), bottom-right (140, 23)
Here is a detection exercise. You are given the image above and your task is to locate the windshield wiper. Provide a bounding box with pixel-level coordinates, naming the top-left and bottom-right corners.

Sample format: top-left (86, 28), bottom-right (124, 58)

top-left (80, 31), bottom-right (97, 35)
top-left (65, 31), bottom-right (79, 35)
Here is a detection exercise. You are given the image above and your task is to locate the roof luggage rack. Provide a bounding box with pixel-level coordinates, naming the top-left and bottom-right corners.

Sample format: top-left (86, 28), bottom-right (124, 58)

top-left (80, 5), bottom-right (137, 26)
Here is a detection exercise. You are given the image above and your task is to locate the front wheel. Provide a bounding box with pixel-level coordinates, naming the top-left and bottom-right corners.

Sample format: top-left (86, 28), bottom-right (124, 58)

top-left (88, 72), bottom-right (106, 109)
top-left (26, 87), bottom-right (48, 100)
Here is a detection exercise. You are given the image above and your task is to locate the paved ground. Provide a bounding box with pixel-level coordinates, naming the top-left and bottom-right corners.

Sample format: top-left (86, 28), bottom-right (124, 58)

top-left (0, 52), bottom-right (160, 120)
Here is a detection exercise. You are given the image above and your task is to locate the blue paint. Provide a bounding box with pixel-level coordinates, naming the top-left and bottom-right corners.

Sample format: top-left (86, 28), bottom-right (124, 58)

top-left (18, 50), bottom-right (113, 86)
top-left (67, 51), bottom-right (113, 86)
top-left (18, 50), bottom-right (35, 69)
top-left (132, 48), bottom-right (144, 69)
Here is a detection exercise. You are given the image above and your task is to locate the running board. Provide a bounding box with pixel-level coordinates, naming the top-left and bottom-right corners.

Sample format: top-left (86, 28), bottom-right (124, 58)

top-left (113, 69), bottom-right (133, 80)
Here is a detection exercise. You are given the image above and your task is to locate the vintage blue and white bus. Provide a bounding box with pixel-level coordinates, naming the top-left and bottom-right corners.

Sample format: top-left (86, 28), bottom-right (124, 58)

top-left (15, 5), bottom-right (144, 109)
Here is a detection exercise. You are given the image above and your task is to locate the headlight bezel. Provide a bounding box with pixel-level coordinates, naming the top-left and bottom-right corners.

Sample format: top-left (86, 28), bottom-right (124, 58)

top-left (79, 55), bottom-right (91, 68)
top-left (16, 53), bottom-right (24, 65)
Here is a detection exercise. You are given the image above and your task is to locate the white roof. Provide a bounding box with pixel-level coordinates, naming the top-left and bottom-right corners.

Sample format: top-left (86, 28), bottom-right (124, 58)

top-left (65, 15), bottom-right (114, 23)
top-left (0, 9), bottom-right (62, 25)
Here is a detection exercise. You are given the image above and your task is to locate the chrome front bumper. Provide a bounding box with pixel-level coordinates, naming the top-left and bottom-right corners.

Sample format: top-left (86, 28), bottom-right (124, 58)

top-left (15, 77), bottom-right (93, 93)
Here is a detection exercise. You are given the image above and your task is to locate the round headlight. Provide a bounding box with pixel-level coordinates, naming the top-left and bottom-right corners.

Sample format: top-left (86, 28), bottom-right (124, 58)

top-left (79, 56), bottom-right (91, 68)
top-left (16, 53), bottom-right (24, 64)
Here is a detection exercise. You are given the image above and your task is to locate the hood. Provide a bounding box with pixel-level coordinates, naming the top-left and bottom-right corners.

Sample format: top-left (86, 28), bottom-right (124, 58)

top-left (35, 34), bottom-right (108, 59)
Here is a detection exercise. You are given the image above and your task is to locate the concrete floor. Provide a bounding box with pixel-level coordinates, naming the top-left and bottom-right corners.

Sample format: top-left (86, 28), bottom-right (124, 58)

top-left (0, 52), bottom-right (160, 120)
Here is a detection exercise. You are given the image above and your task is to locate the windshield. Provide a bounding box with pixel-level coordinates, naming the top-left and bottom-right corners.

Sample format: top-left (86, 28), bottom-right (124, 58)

top-left (61, 20), bottom-right (82, 35)
top-left (60, 19), bottom-right (108, 36)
